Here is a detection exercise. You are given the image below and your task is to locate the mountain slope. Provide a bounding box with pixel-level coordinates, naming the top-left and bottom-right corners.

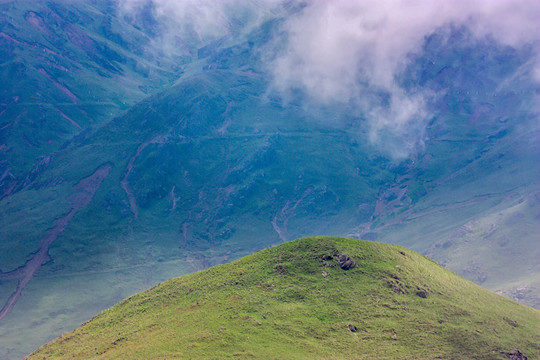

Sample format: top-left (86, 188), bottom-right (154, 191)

top-left (28, 237), bottom-right (540, 360)
top-left (0, 0), bottom-right (187, 196)
top-left (1, 2), bottom-right (539, 359)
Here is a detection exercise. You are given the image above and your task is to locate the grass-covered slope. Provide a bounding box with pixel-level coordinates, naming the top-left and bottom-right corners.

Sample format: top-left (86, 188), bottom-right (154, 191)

top-left (28, 237), bottom-right (539, 360)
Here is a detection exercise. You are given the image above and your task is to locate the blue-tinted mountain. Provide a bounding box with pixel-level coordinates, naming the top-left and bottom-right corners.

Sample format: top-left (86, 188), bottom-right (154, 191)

top-left (0, 2), bottom-right (538, 359)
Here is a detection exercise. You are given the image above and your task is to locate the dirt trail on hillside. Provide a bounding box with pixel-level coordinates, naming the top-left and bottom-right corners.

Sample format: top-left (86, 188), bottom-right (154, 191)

top-left (0, 164), bottom-right (111, 322)
top-left (272, 188), bottom-right (313, 242)
top-left (120, 142), bottom-right (145, 219)
top-left (37, 68), bottom-right (79, 103)
top-left (121, 134), bottom-right (168, 218)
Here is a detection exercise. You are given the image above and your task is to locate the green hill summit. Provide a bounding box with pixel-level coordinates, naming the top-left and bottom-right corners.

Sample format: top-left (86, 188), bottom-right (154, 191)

top-left (28, 237), bottom-right (539, 359)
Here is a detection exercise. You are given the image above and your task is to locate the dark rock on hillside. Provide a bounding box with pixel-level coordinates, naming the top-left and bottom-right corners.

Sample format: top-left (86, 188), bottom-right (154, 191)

top-left (348, 324), bottom-right (358, 332)
top-left (320, 254), bottom-right (334, 268)
top-left (386, 279), bottom-right (408, 294)
top-left (274, 264), bottom-right (287, 275)
top-left (416, 289), bottom-right (428, 298)
top-left (503, 349), bottom-right (528, 360)
top-left (336, 253), bottom-right (355, 270)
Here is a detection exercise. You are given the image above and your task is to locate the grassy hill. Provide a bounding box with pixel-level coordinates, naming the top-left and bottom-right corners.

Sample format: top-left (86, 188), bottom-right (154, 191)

top-left (28, 237), bottom-right (540, 360)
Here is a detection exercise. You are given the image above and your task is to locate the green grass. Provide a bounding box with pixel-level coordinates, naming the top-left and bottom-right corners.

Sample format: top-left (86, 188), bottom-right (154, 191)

top-left (28, 237), bottom-right (540, 360)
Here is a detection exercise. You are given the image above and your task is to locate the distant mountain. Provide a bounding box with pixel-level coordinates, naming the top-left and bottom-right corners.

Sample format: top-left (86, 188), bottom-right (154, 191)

top-left (0, 1), bottom-right (538, 359)
top-left (27, 237), bottom-right (540, 360)
top-left (0, 0), bottom-right (193, 194)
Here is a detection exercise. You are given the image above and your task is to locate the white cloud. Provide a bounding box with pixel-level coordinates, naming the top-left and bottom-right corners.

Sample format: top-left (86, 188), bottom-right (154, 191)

top-left (118, 0), bottom-right (282, 45)
top-left (117, 0), bottom-right (540, 157)
top-left (268, 0), bottom-right (540, 157)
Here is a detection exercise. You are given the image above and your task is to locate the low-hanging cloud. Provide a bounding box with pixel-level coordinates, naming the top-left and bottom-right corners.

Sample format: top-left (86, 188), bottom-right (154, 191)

top-left (268, 0), bottom-right (540, 157)
top-left (118, 0), bottom-right (282, 51)
top-left (118, 0), bottom-right (539, 158)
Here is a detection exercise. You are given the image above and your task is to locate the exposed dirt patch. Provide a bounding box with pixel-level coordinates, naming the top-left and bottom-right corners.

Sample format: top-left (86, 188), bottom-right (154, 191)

top-left (121, 134), bottom-right (168, 218)
top-left (56, 107), bottom-right (81, 129)
top-left (25, 12), bottom-right (51, 35)
top-left (272, 187), bottom-right (313, 242)
top-left (37, 68), bottom-right (79, 103)
top-left (0, 164), bottom-right (111, 322)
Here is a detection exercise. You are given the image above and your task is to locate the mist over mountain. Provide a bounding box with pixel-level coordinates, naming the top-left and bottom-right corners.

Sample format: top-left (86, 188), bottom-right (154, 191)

top-left (0, 1), bottom-right (539, 358)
